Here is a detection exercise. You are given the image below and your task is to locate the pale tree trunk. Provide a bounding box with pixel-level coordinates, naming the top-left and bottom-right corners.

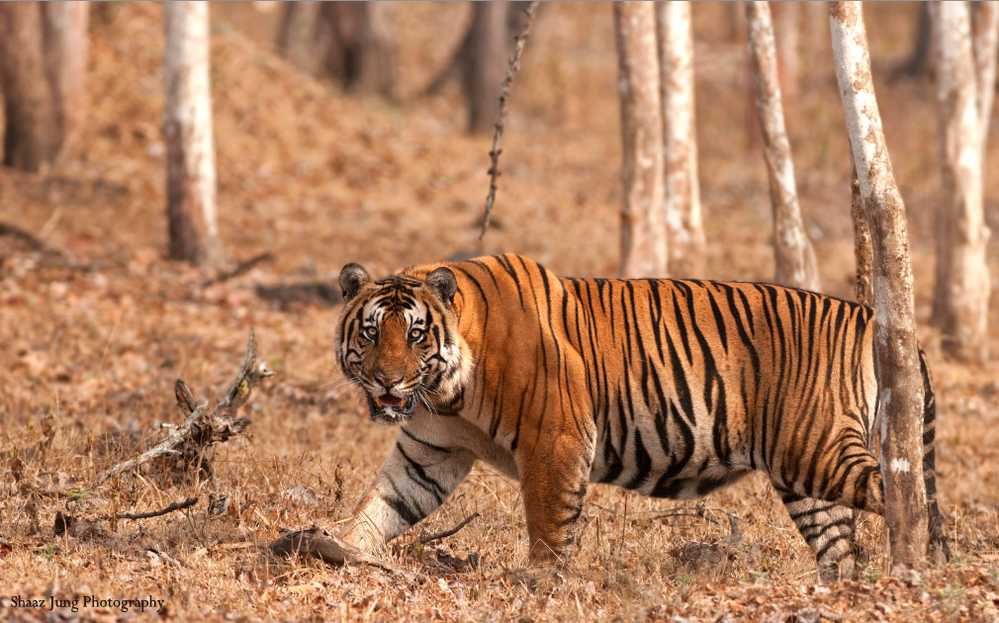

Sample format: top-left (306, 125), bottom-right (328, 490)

top-left (465, 2), bottom-right (506, 135)
top-left (40, 2), bottom-right (89, 159)
top-left (829, 0), bottom-right (928, 568)
top-left (164, 1), bottom-right (223, 267)
top-left (615, 1), bottom-right (665, 278)
top-left (314, 2), bottom-right (394, 97)
top-left (746, 1), bottom-right (820, 292)
top-left (850, 161), bottom-right (874, 306)
top-left (0, 2), bottom-right (58, 171)
top-left (656, 1), bottom-right (705, 279)
top-left (971, 3), bottom-right (998, 157)
top-left (931, 1), bottom-right (991, 366)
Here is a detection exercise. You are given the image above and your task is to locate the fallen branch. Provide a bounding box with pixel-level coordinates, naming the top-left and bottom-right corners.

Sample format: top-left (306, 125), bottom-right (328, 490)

top-left (103, 497), bottom-right (199, 521)
top-left (478, 0), bottom-right (539, 241)
top-left (268, 525), bottom-right (413, 579)
top-left (0, 221), bottom-right (82, 268)
top-left (94, 331), bottom-right (274, 485)
top-left (201, 252), bottom-right (274, 287)
top-left (418, 513), bottom-right (480, 545)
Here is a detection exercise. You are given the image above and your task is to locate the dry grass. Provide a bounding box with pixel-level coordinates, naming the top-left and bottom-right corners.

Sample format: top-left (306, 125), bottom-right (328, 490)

top-left (1, 2), bottom-right (998, 621)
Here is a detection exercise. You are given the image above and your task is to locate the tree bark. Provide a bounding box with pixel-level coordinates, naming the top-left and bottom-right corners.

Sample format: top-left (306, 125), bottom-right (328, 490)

top-left (465, 2), bottom-right (506, 135)
top-left (314, 2), bottom-right (394, 97)
top-left (657, 1), bottom-right (705, 279)
top-left (615, 1), bottom-right (666, 278)
top-left (829, 0), bottom-right (928, 568)
top-left (745, 1), bottom-right (820, 292)
top-left (164, 1), bottom-right (223, 267)
top-left (931, 1), bottom-right (991, 366)
top-left (0, 2), bottom-right (58, 171)
top-left (850, 161), bottom-right (874, 306)
top-left (40, 2), bottom-right (89, 159)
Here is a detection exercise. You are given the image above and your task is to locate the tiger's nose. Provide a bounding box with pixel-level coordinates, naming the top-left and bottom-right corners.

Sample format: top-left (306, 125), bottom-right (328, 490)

top-left (375, 375), bottom-right (402, 390)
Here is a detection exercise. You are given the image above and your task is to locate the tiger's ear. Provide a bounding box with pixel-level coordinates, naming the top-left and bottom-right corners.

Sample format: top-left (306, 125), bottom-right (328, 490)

top-left (425, 267), bottom-right (457, 307)
top-left (339, 263), bottom-right (371, 302)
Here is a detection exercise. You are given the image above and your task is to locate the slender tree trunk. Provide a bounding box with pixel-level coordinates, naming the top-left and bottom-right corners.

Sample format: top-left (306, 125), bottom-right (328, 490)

top-left (0, 2), bottom-right (58, 171)
top-left (745, 1), bottom-right (820, 292)
top-left (275, 1), bottom-right (299, 58)
top-left (615, 1), bottom-right (665, 278)
top-left (850, 161), bottom-right (874, 306)
top-left (40, 2), bottom-right (89, 159)
top-left (829, 0), bottom-right (928, 568)
top-left (656, 2), bottom-right (705, 279)
top-left (465, 2), bottom-right (506, 135)
top-left (971, 2), bottom-right (999, 156)
top-left (895, 3), bottom-right (933, 79)
top-left (772, 1), bottom-right (801, 103)
top-left (314, 2), bottom-right (394, 96)
top-left (164, 1), bottom-right (223, 267)
top-left (931, 1), bottom-right (991, 366)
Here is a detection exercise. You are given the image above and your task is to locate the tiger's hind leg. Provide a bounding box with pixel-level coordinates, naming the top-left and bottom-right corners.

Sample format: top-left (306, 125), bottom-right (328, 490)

top-left (778, 489), bottom-right (858, 582)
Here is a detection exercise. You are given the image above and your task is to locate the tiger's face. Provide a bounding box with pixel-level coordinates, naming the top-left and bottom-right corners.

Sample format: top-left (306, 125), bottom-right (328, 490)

top-left (335, 263), bottom-right (469, 424)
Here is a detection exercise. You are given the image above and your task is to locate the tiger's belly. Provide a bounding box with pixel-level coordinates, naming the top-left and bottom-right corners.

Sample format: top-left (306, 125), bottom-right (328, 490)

top-left (588, 409), bottom-right (753, 500)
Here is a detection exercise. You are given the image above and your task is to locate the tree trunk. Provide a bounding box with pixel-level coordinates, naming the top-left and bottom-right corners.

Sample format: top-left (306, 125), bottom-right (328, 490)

top-left (164, 1), bottom-right (223, 267)
top-left (971, 2), bottom-right (999, 155)
top-left (615, 1), bottom-right (665, 279)
top-left (931, 1), bottom-right (991, 366)
top-left (745, 1), bottom-right (820, 292)
top-left (0, 2), bottom-right (58, 171)
top-left (850, 161), bottom-right (874, 306)
top-left (40, 2), bottom-right (89, 159)
top-left (829, 0), bottom-right (928, 568)
top-left (772, 1), bottom-right (801, 103)
top-left (894, 3), bottom-right (932, 79)
top-left (314, 2), bottom-right (394, 97)
top-left (275, 1), bottom-right (299, 58)
top-left (657, 1), bottom-right (705, 279)
top-left (465, 2), bottom-right (506, 135)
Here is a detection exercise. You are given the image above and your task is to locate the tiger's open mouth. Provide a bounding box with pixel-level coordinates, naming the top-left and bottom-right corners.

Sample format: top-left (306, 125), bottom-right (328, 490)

top-left (366, 392), bottom-right (417, 422)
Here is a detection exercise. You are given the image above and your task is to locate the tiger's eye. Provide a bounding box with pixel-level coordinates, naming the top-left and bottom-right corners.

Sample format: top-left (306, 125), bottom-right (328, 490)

top-left (409, 328), bottom-right (425, 343)
top-left (363, 326), bottom-right (378, 340)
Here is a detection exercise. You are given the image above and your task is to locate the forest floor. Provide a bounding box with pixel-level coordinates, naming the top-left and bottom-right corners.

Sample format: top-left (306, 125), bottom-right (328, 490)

top-left (1, 2), bottom-right (999, 621)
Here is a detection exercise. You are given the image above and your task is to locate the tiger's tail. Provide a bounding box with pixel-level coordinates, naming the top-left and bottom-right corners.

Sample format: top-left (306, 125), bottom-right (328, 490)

top-left (920, 349), bottom-right (951, 561)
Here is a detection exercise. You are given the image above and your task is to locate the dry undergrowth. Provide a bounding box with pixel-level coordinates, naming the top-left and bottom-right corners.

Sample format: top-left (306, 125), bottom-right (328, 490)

top-left (1, 2), bottom-right (998, 622)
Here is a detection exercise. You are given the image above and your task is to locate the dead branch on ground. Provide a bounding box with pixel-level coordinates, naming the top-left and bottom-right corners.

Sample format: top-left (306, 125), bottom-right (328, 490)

top-left (201, 252), bottom-right (274, 286)
top-left (103, 496), bottom-right (199, 520)
top-left (0, 221), bottom-right (82, 268)
top-left (268, 525), bottom-right (414, 579)
top-left (478, 1), bottom-right (539, 241)
top-left (94, 330), bottom-right (274, 485)
top-left (417, 512), bottom-right (480, 545)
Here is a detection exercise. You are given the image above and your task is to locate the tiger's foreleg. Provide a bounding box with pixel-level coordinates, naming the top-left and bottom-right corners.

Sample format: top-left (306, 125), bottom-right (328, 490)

top-left (337, 430), bottom-right (475, 552)
top-left (517, 429), bottom-right (595, 567)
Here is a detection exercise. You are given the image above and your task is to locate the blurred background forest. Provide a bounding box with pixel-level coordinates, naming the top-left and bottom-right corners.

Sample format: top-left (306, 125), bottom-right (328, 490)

top-left (1, 2), bottom-right (999, 621)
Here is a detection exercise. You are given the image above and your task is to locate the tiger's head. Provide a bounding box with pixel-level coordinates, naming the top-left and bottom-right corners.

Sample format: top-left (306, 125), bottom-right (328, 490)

top-left (334, 263), bottom-right (471, 424)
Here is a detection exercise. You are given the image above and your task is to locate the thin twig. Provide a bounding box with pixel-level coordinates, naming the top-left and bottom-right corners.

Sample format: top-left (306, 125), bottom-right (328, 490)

top-left (418, 513), bottom-right (480, 545)
top-left (102, 497), bottom-right (198, 521)
top-left (478, 1), bottom-right (540, 241)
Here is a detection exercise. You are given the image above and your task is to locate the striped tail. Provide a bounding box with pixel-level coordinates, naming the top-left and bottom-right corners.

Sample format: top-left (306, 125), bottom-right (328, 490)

top-left (920, 349), bottom-right (950, 561)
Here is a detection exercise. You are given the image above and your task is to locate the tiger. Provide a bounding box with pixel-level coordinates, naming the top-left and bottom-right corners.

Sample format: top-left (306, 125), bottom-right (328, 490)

top-left (333, 253), bottom-right (949, 581)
